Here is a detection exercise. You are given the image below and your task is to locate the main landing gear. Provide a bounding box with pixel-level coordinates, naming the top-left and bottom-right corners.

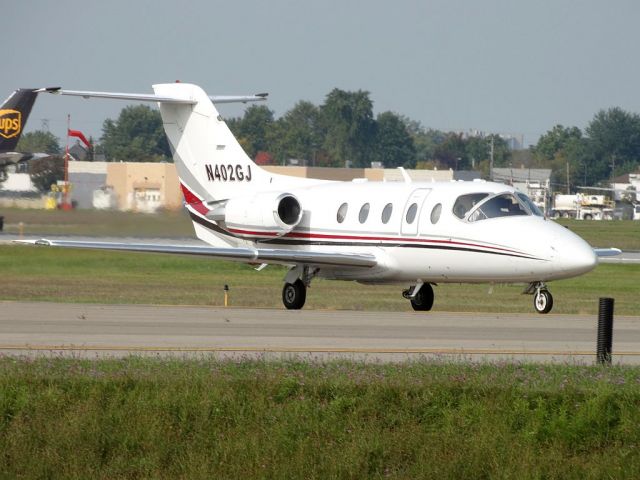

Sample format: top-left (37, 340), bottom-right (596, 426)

top-left (525, 282), bottom-right (554, 314)
top-left (403, 283), bottom-right (435, 311)
top-left (282, 280), bottom-right (306, 310)
top-left (282, 265), bottom-right (317, 310)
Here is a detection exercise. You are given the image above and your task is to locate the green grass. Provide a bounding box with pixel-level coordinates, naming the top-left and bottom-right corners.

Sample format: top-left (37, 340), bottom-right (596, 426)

top-left (0, 245), bottom-right (638, 315)
top-left (555, 218), bottom-right (640, 251)
top-left (1, 357), bottom-right (640, 479)
top-left (0, 207), bottom-right (194, 237)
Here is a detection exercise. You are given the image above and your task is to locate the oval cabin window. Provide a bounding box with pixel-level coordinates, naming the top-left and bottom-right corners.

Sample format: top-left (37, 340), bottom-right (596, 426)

top-left (381, 203), bottom-right (393, 224)
top-left (430, 203), bottom-right (442, 224)
top-left (337, 203), bottom-right (348, 223)
top-left (405, 203), bottom-right (418, 224)
top-left (359, 203), bottom-right (370, 223)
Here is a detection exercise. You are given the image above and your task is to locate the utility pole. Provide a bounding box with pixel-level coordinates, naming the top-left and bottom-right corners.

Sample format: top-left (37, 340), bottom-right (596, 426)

top-left (566, 161), bottom-right (570, 194)
top-left (489, 136), bottom-right (494, 181)
top-left (610, 154), bottom-right (616, 183)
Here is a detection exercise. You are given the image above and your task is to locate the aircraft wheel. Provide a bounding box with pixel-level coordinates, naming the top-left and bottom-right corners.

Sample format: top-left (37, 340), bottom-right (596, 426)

top-left (533, 289), bottom-right (553, 314)
top-left (410, 284), bottom-right (434, 311)
top-left (282, 280), bottom-right (306, 310)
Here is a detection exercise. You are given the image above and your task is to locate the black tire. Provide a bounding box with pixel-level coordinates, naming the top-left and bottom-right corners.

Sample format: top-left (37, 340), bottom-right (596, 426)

top-left (282, 280), bottom-right (306, 310)
top-left (533, 289), bottom-right (553, 314)
top-left (583, 214), bottom-right (593, 220)
top-left (410, 284), bottom-right (434, 311)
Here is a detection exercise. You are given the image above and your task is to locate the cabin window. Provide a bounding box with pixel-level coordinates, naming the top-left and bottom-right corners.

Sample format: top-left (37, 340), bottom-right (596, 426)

top-left (381, 203), bottom-right (393, 224)
top-left (337, 202), bottom-right (348, 223)
top-left (359, 203), bottom-right (370, 223)
top-left (430, 203), bottom-right (442, 224)
top-left (468, 193), bottom-right (529, 222)
top-left (453, 193), bottom-right (490, 219)
top-left (516, 193), bottom-right (544, 217)
top-left (405, 203), bottom-right (418, 224)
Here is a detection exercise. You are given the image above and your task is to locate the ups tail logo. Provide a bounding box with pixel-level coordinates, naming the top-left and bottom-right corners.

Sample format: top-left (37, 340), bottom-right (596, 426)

top-left (0, 109), bottom-right (21, 139)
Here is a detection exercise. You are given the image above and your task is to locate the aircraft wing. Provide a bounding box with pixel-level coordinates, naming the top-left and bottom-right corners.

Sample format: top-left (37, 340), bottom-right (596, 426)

top-left (14, 239), bottom-right (378, 268)
top-left (593, 248), bottom-right (622, 257)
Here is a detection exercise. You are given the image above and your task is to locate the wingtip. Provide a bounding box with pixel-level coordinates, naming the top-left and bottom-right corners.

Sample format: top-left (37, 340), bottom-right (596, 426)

top-left (34, 87), bottom-right (61, 94)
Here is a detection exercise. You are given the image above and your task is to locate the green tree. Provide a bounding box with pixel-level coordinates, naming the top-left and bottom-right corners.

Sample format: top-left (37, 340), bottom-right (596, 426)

top-left (373, 111), bottom-right (416, 168)
top-left (101, 105), bottom-right (171, 162)
top-left (585, 107), bottom-right (640, 183)
top-left (433, 133), bottom-right (466, 169)
top-left (16, 130), bottom-right (61, 155)
top-left (268, 101), bottom-right (324, 165)
top-left (405, 122), bottom-right (447, 167)
top-left (321, 89), bottom-right (376, 167)
top-left (533, 125), bottom-right (583, 161)
top-left (231, 105), bottom-right (275, 159)
top-left (532, 125), bottom-right (586, 189)
top-left (465, 136), bottom-right (489, 170)
top-left (28, 156), bottom-right (65, 193)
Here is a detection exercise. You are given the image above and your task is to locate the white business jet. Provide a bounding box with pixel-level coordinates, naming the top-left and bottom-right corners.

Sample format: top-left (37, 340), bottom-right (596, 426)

top-left (23, 83), bottom-right (616, 313)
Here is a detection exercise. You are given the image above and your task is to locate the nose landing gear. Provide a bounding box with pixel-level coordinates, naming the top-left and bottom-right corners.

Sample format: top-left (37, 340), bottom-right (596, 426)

top-left (525, 282), bottom-right (554, 314)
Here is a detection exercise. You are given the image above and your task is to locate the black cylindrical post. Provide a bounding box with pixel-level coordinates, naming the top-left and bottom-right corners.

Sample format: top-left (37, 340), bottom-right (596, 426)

top-left (596, 297), bottom-right (614, 365)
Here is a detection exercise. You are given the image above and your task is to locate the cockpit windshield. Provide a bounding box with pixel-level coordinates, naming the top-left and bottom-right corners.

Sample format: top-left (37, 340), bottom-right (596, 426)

top-left (453, 193), bottom-right (490, 219)
top-left (467, 193), bottom-right (529, 222)
top-left (516, 193), bottom-right (544, 216)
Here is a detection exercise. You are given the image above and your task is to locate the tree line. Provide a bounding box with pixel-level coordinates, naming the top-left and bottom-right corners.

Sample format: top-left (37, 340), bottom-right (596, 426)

top-left (10, 89), bottom-right (640, 192)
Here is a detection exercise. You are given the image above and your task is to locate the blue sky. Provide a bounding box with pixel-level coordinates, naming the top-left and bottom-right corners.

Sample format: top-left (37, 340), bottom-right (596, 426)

top-left (5, 0), bottom-right (640, 148)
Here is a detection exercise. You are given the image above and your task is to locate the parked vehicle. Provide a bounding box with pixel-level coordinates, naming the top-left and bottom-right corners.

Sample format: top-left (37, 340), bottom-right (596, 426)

top-left (550, 194), bottom-right (615, 220)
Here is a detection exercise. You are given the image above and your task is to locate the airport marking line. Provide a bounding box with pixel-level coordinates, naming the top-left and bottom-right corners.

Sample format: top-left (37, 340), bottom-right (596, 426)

top-left (1, 344), bottom-right (640, 356)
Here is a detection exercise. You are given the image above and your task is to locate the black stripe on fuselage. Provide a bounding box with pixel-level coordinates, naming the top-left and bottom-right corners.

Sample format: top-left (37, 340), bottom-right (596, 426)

top-left (189, 211), bottom-right (545, 261)
top-left (260, 238), bottom-right (543, 261)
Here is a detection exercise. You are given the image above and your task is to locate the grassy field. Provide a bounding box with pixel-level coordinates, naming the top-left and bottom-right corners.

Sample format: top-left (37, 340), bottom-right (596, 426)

top-left (0, 207), bottom-right (194, 237)
top-left (555, 218), bottom-right (640, 251)
top-left (1, 207), bottom-right (639, 249)
top-left (1, 357), bottom-right (640, 478)
top-left (2, 210), bottom-right (639, 478)
top-left (0, 245), bottom-right (638, 315)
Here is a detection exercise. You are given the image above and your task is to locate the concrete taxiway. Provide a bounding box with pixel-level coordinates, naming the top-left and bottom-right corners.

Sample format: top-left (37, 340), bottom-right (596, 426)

top-left (1, 302), bottom-right (639, 364)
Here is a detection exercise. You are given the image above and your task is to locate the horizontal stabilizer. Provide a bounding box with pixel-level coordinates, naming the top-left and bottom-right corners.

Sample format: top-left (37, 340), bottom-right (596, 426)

top-left (14, 239), bottom-right (377, 268)
top-left (37, 87), bottom-right (268, 105)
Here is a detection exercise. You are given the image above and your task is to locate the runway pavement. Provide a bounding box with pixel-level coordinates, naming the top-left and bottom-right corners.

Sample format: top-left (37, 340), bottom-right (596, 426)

top-left (2, 301), bottom-right (640, 364)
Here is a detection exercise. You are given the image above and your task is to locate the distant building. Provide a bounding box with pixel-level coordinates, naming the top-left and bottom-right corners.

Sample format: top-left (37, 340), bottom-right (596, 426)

top-left (69, 161), bottom-right (108, 209)
top-left (492, 167), bottom-right (552, 212)
top-left (0, 165), bottom-right (37, 193)
top-left (68, 143), bottom-right (89, 161)
top-left (7, 162), bottom-right (486, 212)
top-left (611, 171), bottom-right (640, 202)
top-left (106, 162), bottom-right (182, 212)
top-left (460, 130), bottom-right (525, 151)
top-left (491, 167), bottom-right (551, 187)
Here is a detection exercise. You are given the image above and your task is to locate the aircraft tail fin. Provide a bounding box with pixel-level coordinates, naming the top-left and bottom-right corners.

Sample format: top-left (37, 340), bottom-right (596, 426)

top-left (0, 89), bottom-right (38, 153)
top-left (152, 83), bottom-right (280, 203)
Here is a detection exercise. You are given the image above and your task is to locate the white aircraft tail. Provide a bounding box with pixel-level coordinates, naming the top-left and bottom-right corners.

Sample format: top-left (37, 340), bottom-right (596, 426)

top-left (153, 83), bottom-right (275, 203)
top-left (152, 83), bottom-right (322, 247)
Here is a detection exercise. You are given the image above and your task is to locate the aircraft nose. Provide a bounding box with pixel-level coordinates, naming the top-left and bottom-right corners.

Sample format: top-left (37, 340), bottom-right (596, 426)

top-left (553, 229), bottom-right (598, 276)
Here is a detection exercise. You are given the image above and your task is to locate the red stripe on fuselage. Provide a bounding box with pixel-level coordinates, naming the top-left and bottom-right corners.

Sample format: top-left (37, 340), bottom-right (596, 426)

top-left (226, 227), bottom-right (523, 255)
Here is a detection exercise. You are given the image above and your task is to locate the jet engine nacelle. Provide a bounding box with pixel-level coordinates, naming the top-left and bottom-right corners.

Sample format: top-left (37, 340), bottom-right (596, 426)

top-left (218, 192), bottom-right (303, 237)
